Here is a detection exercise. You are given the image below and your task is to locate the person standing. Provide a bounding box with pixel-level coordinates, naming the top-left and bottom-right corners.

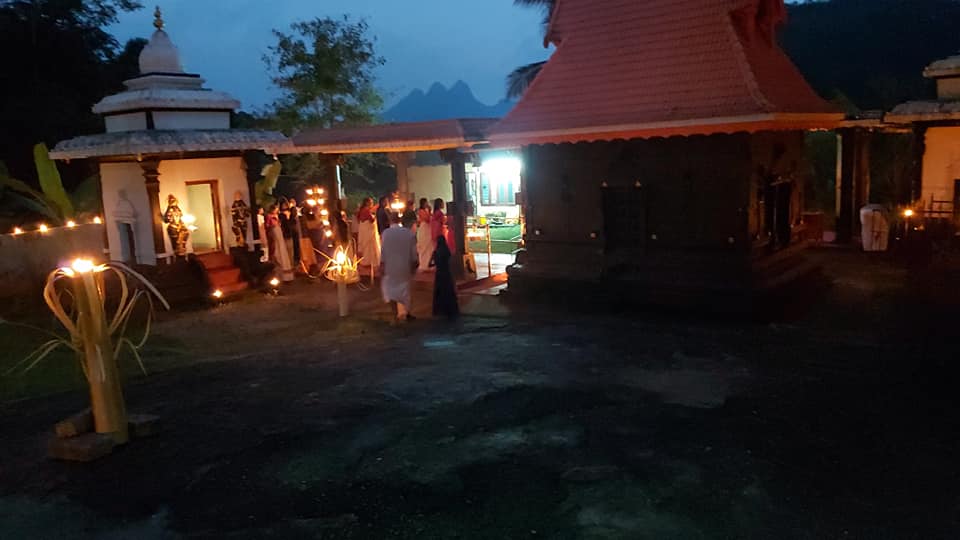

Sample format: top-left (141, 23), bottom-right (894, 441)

top-left (356, 197), bottom-right (381, 273)
top-left (376, 195), bottom-right (391, 236)
top-left (265, 204), bottom-right (294, 282)
top-left (401, 199), bottom-right (417, 229)
top-left (431, 198), bottom-right (456, 256)
top-left (416, 198), bottom-right (433, 271)
top-left (379, 211), bottom-right (419, 322)
top-left (432, 236), bottom-right (460, 320)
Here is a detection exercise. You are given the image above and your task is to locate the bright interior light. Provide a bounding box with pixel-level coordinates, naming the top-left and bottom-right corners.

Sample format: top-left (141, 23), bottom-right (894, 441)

top-left (70, 258), bottom-right (95, 274)
top-left (903, 209), bottom-right (915, 218)
top-left (38, 224), bottom-right (49, 233)
top-left (320, 209), bottom-right (329, 216)
top-left (318, 199), bottom-right (325, 205)
top-left (66, 220), bottom-right (77, 228)
top-left (182, 214), bottom-right (197, 225)
top-left (305, 189), bottom-right (314, 195)
top-left (325, 230), bottom-right (333, 237)
top-left (212, 289), bottom-right (223, 299)
top-left (479, 157), bottom-right (522, 177)
top-left (12, 227), bottom-right (23, 235)
top-left (269, 277), bottom-right (280, 287)
top-left (93, 216), bottom-right (103, 224)
top-left (306, 199), bottom-right (317, 207)
top-left (318, 188), bottom-right (324, 195)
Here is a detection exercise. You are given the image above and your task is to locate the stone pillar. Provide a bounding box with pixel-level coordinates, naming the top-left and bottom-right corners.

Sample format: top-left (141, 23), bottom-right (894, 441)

top-left (441, 150), bottom-right (469, 278)
top-left (242, 151), bottom-right (267, 244)
top-left (835, 129), bottom-right (871, 244)
top-left (139, 159), bottom-right (165, 256)
top-left (388, 152), bottom-right (413, 197)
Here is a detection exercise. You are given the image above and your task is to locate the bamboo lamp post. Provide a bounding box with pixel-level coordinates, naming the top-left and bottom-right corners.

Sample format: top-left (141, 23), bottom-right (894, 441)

top-left (12, 258), bottom-right (169, 445)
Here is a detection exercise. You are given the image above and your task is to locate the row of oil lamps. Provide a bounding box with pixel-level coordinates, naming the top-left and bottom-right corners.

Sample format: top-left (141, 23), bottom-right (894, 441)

top-left (10, 216), bottom-right (103, 236)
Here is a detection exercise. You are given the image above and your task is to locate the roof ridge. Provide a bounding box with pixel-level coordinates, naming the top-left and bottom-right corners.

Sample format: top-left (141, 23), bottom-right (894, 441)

top-left (544, 0), bottom-right (565, 47)
top-left (723, 4), bottom-right (776, 113)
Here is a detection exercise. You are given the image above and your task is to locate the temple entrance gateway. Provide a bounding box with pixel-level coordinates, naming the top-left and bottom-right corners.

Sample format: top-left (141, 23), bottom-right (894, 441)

top-left (185, 180), bottom-right (223, 253)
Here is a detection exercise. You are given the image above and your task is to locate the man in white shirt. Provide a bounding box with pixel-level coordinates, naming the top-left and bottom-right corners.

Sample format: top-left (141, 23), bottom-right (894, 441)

top-left (379, 211), bottom-right (419, 321)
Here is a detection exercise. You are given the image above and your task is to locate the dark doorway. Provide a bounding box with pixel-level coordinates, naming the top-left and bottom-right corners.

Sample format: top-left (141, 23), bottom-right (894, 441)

top-left (602, 186), bottom-right (646, 252)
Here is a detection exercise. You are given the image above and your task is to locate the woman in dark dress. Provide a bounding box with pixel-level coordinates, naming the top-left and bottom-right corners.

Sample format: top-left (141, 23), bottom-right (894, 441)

top-left (432, 236), bottom-right (460, 319)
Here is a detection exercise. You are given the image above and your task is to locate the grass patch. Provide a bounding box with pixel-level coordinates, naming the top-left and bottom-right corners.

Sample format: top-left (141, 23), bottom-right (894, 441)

top-left (0, 321), bottom-right (189, 403)
top-left (468, 225), bottom-right (521, 255)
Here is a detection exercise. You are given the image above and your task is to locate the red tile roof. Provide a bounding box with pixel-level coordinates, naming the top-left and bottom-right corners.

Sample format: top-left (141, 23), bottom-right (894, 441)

top-left (293, 118), bottom-right (497, 154)
top-left (490, 0), bottom-right (842, 146)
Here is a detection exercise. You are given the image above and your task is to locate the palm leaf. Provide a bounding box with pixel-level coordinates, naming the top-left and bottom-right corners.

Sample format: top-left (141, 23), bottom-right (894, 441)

top-left (506, 61), bottom-right (547, 99)
top-left (33, 143), bottom-right (74, 220)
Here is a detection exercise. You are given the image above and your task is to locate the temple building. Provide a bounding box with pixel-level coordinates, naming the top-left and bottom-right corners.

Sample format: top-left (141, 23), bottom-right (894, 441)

top-left (51, 9), bottom-right (288, 269)
top-left (489, 0), bottom-right (844, 308)
top-left (888, 52), bottom-right (960, 225)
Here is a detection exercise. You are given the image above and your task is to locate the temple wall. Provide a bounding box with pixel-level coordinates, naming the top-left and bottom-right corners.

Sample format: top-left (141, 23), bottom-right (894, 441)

top-left (408, 165), bottom-right (453, 203)
top-left (100, 157), bottom-right (250, 266)
top-left (158, 157), bottom-right (249, 252)
top-left (105, 112), bottom-right (148, 133)
top-left (101, 162), bottom-right (157, 265)
top-left (920, 127), bottom-right (960, 209)
top-left (0, 224), bottom-right (106, 313)
top-left (153, 111), bottom-right (230, 130)
top-left (511, 132), bottom-right (811, 304)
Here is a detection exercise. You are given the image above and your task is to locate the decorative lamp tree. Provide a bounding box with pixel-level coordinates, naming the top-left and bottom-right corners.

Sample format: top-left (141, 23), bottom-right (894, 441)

top-left (320, 247), bottom-right (361, 317)
top-left (9, 259), bottom-right (169, 445)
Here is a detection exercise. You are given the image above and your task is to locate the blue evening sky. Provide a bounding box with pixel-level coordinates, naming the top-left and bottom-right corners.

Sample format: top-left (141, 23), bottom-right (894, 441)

top-left (110, 0), bottom-right (550, 112)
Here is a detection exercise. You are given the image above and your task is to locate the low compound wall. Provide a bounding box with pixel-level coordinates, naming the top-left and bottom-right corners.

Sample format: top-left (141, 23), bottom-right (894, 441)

top-left (0, 224), bottom-right (106, 315)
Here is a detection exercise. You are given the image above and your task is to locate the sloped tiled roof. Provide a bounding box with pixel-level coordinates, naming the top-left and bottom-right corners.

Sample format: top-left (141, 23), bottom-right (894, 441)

top-left (490, 0), bottom-right (842, 145)
top-left (50, 130), bottom-right (291, 160)
top-left (293, 118), bottom-right (498, 154)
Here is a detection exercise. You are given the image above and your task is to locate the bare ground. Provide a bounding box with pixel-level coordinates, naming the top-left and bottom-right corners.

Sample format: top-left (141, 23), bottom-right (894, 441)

top-left (1, 249), bottom-right (958, 539)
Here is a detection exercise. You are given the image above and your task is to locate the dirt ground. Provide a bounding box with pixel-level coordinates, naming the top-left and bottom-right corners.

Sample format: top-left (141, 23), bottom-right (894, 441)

top-left (1, 248), bottom-right (958, 539)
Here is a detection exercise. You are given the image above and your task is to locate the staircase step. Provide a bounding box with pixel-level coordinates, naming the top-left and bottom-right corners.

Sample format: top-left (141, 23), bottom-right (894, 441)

top-left (208, 267), bottom-right (243, 288)
top-left (197, 251), bottom-right (234, 270)
top-left (213, 281), bottom-right (250, 297)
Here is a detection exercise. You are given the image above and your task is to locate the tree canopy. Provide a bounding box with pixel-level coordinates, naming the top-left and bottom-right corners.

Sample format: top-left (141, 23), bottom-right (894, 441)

top-left (0, 0), bottom-right (144, 186)
top-left (780, 0), bottom-right (960, 111)
top-left (264, 16), bottom-right (384, 134)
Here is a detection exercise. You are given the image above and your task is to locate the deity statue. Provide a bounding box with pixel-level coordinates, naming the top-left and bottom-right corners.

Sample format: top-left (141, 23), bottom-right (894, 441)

top-left (231, 191), bottom-right (251, 247)
top-left (163, 194), bottom-right (190, 257)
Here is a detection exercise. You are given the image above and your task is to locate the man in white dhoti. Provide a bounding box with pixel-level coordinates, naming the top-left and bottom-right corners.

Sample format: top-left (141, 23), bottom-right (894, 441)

top-left (379, 211), bottom-right (419, 321)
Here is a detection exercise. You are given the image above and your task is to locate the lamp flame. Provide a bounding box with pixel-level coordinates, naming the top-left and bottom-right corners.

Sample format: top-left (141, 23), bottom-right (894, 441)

top-left (66, 220), bottom-right (77, 228)
top-left (38, 224), bottom-right (49, 233)
top-left (903, 209), bottom-right (915, 218)
top-left (269, 277), bottom-right (280, 288)
top-left (212, 289), bottom-right (223, 299)
top-left (93, 216), bottom-right (103, 225)
top-left (12, 227), bottom-right (23, 235)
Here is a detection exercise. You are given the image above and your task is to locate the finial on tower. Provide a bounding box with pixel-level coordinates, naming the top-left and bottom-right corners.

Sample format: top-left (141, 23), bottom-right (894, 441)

top-left (153, 6), bottom-right (164, 31)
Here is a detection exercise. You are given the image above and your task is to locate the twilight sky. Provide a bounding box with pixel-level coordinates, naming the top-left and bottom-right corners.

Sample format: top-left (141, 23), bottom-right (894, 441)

top-left (110, 0), bottom-right (550, 112)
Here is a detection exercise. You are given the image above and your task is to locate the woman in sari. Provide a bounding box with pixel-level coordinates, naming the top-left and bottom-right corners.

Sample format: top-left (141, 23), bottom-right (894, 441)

top-left (265, 204), bottom-right (294, 282)
top-left (432, 236), bottom-right (459, 319)
top-left (356, 197), bottom-right (381, 274)
top-left (416, 198), bottom-right (433, 271)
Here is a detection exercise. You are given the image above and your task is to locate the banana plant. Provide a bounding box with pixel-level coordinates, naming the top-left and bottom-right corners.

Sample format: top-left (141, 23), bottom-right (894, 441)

top-left (0, 143), bottom-right (77, 224)
top-left (255, 160), bottom-right (283, 208)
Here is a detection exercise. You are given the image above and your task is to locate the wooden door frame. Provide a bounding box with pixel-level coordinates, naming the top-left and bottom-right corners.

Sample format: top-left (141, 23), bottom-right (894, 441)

top-left (185, 179), bottom-right (223, 253)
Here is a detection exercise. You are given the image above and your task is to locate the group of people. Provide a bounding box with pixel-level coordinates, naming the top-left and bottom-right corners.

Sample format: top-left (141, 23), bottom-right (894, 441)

top-left (257, 192), bottom-right (458, 322)
top-left (355, 195), bottom-right (459, 322)
top-left (260, 199), bottom-right (329, 281)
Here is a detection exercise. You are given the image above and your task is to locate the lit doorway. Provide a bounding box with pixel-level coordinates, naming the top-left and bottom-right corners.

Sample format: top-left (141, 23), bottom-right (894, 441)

top-left (185, 180), bottom-right (223, 253)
